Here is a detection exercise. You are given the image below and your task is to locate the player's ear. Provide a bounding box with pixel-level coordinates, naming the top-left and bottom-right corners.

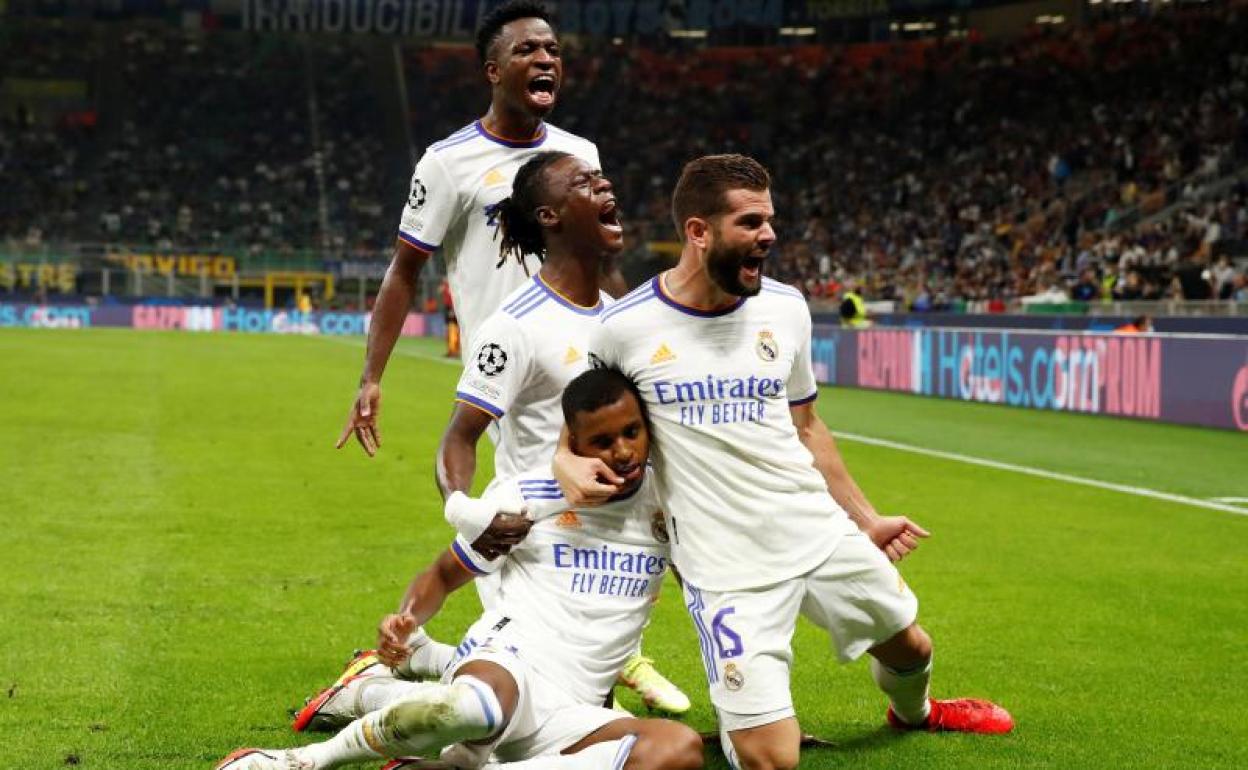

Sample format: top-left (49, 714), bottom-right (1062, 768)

top-left (484, 59), bottom-right (502, 86)
top-left (685, 217), bottom-right (709, 249)
top-left (536, 205), bottom-right (559, 229)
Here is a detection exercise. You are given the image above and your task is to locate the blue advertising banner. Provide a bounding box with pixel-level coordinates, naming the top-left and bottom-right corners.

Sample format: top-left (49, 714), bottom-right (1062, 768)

top-left (811, 326), bottom-right (1248, 432)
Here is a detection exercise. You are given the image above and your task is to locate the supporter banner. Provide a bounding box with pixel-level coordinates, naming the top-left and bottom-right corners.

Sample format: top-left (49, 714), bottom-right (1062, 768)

top-left (811, 326), bottom-right (1248, 432)
top-left (0, 302), bottom-right (430, 337)
top-left (6, 0), bottom-right (1012, 32)
top-left (106, 252), bottom-right (237, 278)
top-left (0, 263), bottom-right (79, 292)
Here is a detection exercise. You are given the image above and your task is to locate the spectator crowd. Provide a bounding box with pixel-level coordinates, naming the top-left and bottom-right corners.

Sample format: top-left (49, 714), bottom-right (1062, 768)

top-left (2, 5), bottom-right (1246, 305)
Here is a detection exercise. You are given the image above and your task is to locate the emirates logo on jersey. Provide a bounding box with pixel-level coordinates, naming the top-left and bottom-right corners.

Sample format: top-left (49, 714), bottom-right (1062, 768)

top-left (556, 511), bottom-right (581, 528)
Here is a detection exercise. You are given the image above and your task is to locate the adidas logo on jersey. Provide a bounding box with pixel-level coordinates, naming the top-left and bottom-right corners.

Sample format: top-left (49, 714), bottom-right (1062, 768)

top-left (483, 168), bottom-right (507, 187)
top-left (556, 511), bottom-right (581, 528)
top-left (650, 344), bottom-right (676, 364)
top-left (564, 346), bottom-right (581, 365)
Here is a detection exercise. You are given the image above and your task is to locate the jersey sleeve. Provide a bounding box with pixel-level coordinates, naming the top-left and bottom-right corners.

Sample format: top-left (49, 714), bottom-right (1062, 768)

top-left (455, 313), bottom-right (531, 419)
top-left (512, 471), bottom-right (571, 522)
top-left (787, 303), bottom-right (819, 406)
top-left (397, 149), bottom-right (457, 254)
top-left (449, 535), bottom-right (504, 576)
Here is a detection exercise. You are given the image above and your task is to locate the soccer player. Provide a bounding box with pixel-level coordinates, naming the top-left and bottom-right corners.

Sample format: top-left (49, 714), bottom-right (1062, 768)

top-left (436, 150), bottom-right (689, 713)
top-left (216, 369), bottom-right (703, 770)
top-left (558, 155), bottom-right (1013, 770)
top-left (336, 0), bottom-right (613, 458)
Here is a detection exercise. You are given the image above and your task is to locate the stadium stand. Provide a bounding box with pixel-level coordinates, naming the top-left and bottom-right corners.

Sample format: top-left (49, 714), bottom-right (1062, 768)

top-left (2, 7), bottom-right (1246, 307)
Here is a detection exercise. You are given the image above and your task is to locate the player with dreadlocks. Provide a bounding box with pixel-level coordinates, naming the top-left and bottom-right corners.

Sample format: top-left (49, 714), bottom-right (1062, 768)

top-left (434, 149), bottom-right (624, 533)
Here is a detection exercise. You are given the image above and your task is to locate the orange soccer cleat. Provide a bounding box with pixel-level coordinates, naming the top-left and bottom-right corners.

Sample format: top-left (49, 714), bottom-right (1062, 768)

top-left (888, 698), bottom-right (1015, 734)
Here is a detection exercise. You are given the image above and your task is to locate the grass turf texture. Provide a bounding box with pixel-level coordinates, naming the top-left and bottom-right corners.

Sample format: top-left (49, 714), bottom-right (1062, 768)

top-left (1, 328), bottom-right (1246, 769)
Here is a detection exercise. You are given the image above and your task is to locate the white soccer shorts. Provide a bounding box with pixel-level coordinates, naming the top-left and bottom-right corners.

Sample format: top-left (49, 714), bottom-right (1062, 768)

top-left (682, 530), bottom-right (919, 731)
top-left (444, 615), bottom-right (623, 761)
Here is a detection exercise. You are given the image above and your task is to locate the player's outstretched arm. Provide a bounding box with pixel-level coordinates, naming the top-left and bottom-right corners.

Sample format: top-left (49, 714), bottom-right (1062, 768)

top-left (378, 549), bottom-right (474, 667)
top-left (790, 401), bottom-right (929, 561)
top-left (336, 240), bottom-right (431, 456)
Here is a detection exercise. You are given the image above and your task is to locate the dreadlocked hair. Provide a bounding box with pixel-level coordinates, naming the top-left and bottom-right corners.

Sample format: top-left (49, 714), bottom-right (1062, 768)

top-left (496, 150), bottom-right (570, 271)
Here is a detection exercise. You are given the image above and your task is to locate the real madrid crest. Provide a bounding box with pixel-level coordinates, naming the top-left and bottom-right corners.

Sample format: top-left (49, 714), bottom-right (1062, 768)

top-left (650, 511), bottom-right (670, 544)
top-left (724, 662), bottom-right (745, 691)
top-left (755, 330), bottom-right (778, 362)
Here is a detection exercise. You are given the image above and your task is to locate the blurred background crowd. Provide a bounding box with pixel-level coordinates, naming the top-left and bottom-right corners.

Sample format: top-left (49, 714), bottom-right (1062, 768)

top-left (2, 3), bottom-right (1246, 308)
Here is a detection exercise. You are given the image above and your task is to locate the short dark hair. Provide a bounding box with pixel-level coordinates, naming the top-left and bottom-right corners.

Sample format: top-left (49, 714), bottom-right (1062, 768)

top-left (671, 154), bottom-right (771, 239)
top-left (497, 150), bottom-right (570, 267)
top-left (475, 0), bottom-right (553, 63)
top-left (561, 367), bottom-right (649, 431)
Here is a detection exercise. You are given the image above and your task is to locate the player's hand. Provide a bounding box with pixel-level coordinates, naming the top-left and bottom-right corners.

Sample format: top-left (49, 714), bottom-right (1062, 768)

top-left (471, 513), bottom-right (533, 559)
top-left (552, 426), bottom-right (622, 506)
top-left (377, 612), bottom-right (417, 668)
top-left (335, 381), bottom-right (382, 456)
top-left (864, 515), bottom-right (930, 562)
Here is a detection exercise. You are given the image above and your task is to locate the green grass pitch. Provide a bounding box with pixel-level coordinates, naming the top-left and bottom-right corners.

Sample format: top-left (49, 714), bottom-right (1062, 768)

top-left (1, 328), bottom-right (1246, 769)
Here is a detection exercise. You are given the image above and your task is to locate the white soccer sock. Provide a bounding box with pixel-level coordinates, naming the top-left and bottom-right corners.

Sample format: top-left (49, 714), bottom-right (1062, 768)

top-left (870, 656), bottom-right (932, 726)
top-left (298, 676), bottom-right (503, 768)
top-left (356, 678), bottom-right (439, 715)
top-left (482, 735), bottom-right (637, 770)
top-left (395, 629), bottom-right (458, 679)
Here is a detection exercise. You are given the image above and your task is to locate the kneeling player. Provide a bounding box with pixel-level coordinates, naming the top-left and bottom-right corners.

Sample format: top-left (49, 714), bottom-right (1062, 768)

top-left (217, 368), bottom-right (702, 770)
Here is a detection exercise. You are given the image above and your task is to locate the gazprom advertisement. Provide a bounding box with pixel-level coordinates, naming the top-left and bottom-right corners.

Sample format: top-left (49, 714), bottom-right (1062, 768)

top-left (811, 327), bottom-right (1248, 432)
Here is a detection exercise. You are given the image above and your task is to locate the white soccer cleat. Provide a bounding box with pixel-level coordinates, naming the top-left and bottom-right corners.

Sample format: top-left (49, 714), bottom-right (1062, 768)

top-left (617, 654), bottom-right (691, 715)
top-left (215, 748), bottom-right (309, 770)
top-left (292, 649), bottom-right (389, 732)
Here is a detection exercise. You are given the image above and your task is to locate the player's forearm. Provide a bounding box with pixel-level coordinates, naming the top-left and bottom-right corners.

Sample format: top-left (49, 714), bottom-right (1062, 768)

top-left (361, 248), bottom-right (424, 384)
top-left (435, 431), bottom-right (478, 501)
top-left (397, 552), bottom-right (472, 625)
top-left (798, 413), bottom-right (881, 530)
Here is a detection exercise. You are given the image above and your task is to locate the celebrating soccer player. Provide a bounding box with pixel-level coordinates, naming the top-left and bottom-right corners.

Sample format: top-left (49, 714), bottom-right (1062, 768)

top-left (331, 0), bottom-right (682, 711)
top-left (337, 0), bottom-right (610, 458)
top-left (217, 369), bottom-right (702, 770)
top-left (557, 154), bottom-right (1014, 769)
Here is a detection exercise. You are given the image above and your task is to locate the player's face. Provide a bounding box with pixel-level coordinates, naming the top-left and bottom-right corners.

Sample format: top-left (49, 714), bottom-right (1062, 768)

top-left (570, 392), bottom-right (650, 496)
top-left (543, 155), bottom-right (624, 256)
top-left (705, 188), bottom-right (775, 297)
top-left (493, 18), bottom-right (562, 118)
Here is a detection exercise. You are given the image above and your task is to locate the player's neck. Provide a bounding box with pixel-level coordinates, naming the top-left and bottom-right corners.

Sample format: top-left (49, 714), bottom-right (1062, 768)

top-left (538, 253), bottom-right (601, 309)
top-left (480, 104), bottom-right (543, 142)
top-left (662, 262), bottom-right (740, 311)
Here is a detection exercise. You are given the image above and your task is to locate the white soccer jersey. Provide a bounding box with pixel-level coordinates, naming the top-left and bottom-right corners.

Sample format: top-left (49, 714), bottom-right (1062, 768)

top-left (454, 274), bottom-right (611, 487)
top-left (397, 120), bottom-right (601, 356)
top-left (589, 275), bottom-right (859, 592)
top-left (450, 470), bottom-right (669, 707)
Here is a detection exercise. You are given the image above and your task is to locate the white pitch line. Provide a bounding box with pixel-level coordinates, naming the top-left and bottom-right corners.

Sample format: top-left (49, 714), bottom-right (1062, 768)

top-left (1210, 497), bottom-right (1248, 505)
top-left (832, 431), bottom-right (1248, 517)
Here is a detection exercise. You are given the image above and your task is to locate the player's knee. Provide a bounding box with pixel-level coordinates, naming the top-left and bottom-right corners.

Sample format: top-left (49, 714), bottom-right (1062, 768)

top-left (626, 722), bottom-right (704, 770)
top-left (904, 623), bottom-right (933, 662)
top-left (734, 741), bottom-right (799, 770)
top-left (383, 681), bottom-right (500, 744)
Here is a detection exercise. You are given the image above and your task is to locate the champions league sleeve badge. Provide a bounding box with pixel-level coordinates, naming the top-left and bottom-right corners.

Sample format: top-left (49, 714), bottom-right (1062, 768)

top-left (408, 177), bottom-right (428, 210)
top-left (476, 343), bottom-right (508, 377)
top-left (755, 330), bottom-right (779, 362)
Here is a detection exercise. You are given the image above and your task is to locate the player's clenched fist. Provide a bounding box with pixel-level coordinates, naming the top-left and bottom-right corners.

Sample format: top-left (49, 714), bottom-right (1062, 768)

top-left (336, 381), bottom-right (382, 456)
top-left (864, 515), bottom-right (930, 562)
top-left (377, 612), bottom-right (417, 668)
